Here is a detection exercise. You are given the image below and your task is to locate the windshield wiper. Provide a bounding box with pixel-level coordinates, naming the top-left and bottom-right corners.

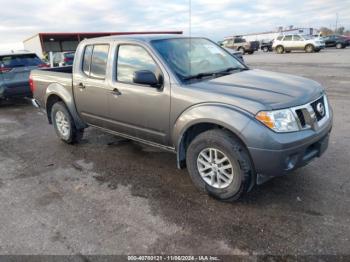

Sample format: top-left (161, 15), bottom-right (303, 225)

top-left (183, 67), bottom-right (248, 82)
top-left (218, 67), bottom-right (248, 73)
top-left (183, 72), bottom-right (218, 81)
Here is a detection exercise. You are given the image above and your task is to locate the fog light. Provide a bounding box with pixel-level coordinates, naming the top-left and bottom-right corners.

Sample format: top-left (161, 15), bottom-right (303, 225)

top-left (285, 154), bottom-right (298, 170)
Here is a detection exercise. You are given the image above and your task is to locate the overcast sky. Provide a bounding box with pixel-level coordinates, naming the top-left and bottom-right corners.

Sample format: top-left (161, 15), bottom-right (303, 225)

top-left (0, 0), bottom-right (349, 50)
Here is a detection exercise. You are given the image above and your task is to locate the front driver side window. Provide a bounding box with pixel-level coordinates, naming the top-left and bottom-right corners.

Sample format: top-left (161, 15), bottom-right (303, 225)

top-left (293, 35), bottom-right (302, 41)
top-left (117, 45), bottom-right (159, 84)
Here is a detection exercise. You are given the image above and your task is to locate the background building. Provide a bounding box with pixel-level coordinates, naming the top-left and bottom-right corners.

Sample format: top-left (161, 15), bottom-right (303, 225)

top-left (23, 31), bottom-right (182, 58)
top-left (225, 27), bottom-right (320, 42)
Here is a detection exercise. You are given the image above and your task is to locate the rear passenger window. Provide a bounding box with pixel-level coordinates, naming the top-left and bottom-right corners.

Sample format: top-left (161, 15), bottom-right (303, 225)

top-left (283, 35), bottom-right (293, 41)
top-left (82, 45), bottom-right (93, 76)
top-left (82, 44), bottom-right (109, 79)
top-left (90, 45), bottom-right (109, 79)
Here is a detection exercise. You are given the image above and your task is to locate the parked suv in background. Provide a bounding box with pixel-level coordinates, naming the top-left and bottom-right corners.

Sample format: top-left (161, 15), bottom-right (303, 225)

top-left (273, 34), bottom-right (325, 54)
top-left (53, 52), bottom-right (75, 67)
top-left (0, 51), bottom-right (48, 99)
top-left (221, 37), bottom-right (259, 54)
top-left (323, 35), bottom-right (349, 49)
top-left (260, 39), bottom-right (273, 52)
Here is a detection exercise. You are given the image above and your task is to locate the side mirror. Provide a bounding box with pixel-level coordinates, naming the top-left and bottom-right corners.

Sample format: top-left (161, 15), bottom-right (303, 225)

top-left (133, 70), bottom-right (160, 87)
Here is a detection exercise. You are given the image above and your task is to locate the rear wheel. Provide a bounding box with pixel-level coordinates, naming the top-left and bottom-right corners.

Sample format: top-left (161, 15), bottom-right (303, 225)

top-left (186, 129), bottom-right (253, 202)
top-left (238, 47), bottom-right (245, 55)
top-left (51, 102), bottom-right (84, 144)
top-left (336, 43), bottom-right (343, 49)
top-left (276, 45), bottom-right (284, 54)
top-left (305, 44), bottom-right (314, 53)
top-left (262, 46), bottom-right (269, 52)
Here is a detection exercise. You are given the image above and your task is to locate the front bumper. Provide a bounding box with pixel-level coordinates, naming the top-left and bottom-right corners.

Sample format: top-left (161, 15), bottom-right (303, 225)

top-left (244, 105), bottom-right (333, 184)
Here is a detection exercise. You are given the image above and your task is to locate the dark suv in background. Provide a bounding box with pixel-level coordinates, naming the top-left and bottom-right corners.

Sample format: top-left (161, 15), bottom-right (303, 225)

top-left (221, 36), bottom-right (259, 54)
top-left (0, 51), bottom-right (47, 99)
top-left (323, 35), bottom-right (349, 49)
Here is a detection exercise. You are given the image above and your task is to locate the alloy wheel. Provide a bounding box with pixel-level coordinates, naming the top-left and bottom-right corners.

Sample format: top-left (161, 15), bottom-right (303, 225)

top-left (197, 148), bottom-right (235, 189)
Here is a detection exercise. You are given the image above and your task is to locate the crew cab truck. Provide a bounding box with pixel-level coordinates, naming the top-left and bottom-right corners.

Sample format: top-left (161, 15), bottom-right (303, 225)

top-left (30, 35), bottom-right (333, 202)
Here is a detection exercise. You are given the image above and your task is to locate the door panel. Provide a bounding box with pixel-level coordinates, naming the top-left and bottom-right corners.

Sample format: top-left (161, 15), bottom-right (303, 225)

top-left (292, 35), bottom-right (305, 50)
top-left (73, 44), bottom-right (110, 128)
top-left (73, 78), bottom-right (109, 127)
top-left (106, 44), bottom-right (171, 145)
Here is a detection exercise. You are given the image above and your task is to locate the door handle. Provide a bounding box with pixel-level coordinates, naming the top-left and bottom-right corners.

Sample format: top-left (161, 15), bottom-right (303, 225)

top-left (78, 83), bottom-right (85, 89)
top-left (110, 88), bottom-right (122, 96)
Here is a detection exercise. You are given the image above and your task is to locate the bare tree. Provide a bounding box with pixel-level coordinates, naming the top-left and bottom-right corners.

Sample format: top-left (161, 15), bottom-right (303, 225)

top-left (319, 27), bottom-right (334, 36)
top-left (335, 26), bottom-right (345, 35)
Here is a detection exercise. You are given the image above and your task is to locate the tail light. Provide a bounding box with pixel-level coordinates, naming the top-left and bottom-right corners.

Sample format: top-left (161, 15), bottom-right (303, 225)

top-left (38, 63), bottom-right (49, 68)
top-left (0, 67), bottom-right (12, 73)
top-left (63, 57), bottom-right (72, 63)
top-left (29, 75), bottom-right (35, 93)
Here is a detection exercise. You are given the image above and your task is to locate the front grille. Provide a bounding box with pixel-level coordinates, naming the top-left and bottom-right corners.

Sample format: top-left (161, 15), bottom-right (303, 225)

top-left (295, 109), bottom-right (306, 127)
top-left (293, 95), bottom-right (328, 130)
top-left (310, 97), bottom-right (326, 121)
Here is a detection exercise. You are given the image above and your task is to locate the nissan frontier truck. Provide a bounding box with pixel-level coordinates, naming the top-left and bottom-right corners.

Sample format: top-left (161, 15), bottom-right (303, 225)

top-left (30, 35), bottom-right (332, 201)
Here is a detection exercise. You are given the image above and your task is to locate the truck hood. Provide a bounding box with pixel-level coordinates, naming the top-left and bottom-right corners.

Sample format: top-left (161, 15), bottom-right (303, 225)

top-left (190, 69), bottom-right (324, 111)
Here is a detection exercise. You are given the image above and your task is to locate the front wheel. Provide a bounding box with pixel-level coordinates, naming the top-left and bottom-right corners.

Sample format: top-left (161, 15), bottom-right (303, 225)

top-left (51, 102), bottom-right (84, 144)
top-left (276, 45), bottom-right (284, 54)
top-left (186, 129), bottom-right (253, 202)
top-left (305, 44), bottom-right (314, 53)
top-left (262, 46), bottom-right (269, 52)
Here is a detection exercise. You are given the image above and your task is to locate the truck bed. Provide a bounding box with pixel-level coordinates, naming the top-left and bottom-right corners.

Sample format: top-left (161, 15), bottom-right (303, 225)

top-left (30, 66), bottom-right (73, 109)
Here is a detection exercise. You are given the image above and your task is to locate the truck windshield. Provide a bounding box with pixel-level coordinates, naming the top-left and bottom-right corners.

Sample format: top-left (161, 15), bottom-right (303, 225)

top-left (151, 38), bottom-right (246, 82)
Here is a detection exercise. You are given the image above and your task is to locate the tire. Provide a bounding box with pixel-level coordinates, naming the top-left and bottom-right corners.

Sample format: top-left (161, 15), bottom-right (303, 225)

top-left (238, 47), bottom-right (245, 55)
top-left (336, 43), bottom-right (343, 49)
top-left (263, 47), bottom-right (268, 52)
top-left (276, 45), bottom-right (284, 54)
top-left (51, 102), bottom-right (84, 144)
top-left (186, 129), bottom-right (253, 202)
top-left (305, 44), bottom-right (314, 53)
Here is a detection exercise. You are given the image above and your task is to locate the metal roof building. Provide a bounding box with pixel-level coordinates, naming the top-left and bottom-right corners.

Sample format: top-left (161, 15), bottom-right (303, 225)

top-left (23, 31), bottom-right (182, 58)
top-left (225, 28), bottom-right (320, 42)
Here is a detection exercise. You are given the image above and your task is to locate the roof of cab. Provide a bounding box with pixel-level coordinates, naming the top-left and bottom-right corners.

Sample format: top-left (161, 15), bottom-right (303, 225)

top-left (82, 34), bottom-right (189, 44)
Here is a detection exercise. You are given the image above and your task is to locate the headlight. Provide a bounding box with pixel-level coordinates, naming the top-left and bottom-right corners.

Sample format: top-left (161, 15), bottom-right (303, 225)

top-left (255, 109), bottom-right (299, 132)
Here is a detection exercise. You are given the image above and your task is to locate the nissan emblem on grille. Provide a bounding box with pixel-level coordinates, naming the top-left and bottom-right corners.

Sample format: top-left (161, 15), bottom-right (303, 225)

top-left (316, 102), bottom-right (325, 117)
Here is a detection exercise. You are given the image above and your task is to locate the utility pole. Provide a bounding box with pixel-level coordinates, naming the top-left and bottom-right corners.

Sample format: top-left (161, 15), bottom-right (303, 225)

top-left (335, 13), bottom-right (339, 33)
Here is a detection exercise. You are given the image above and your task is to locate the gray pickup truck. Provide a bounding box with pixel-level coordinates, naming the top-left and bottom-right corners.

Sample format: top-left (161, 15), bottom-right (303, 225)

top-left (31, 35), bottom-right (332, 201)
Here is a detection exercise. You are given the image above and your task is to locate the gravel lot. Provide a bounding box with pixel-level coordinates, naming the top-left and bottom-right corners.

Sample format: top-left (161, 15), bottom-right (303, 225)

top-left (0, 48), bottom-right (349, 258)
